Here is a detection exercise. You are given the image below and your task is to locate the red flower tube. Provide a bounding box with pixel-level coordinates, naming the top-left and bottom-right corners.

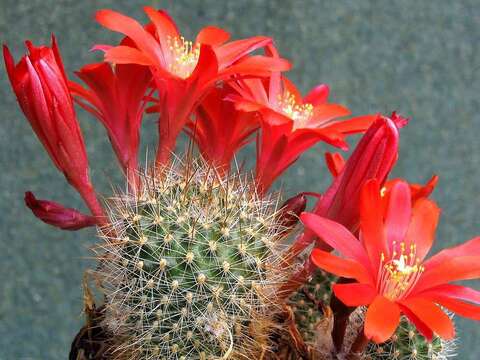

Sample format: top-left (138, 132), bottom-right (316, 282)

top-left (305, 179), bottom-right (480, 343)
top-left (3, 37), bottom-right (104, 219)
top-left (186, 85), bottom-right (259, 175)
top-left (94, 7), bottom-right (291, 166)
top-left (70, 61), bottom-right (152, 188)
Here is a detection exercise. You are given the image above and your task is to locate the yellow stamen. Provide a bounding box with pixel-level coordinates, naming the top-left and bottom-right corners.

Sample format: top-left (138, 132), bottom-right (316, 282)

top-left (278, 90), bottom-right (314, 129)
top-left (167, 36), bottom-right (200, 79)
top-left (379, 242), bottom-right (424, 301)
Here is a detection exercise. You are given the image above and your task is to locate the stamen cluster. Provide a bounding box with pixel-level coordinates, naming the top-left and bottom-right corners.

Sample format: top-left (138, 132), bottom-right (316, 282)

top-left (379, 242), bottom-right (424, 301)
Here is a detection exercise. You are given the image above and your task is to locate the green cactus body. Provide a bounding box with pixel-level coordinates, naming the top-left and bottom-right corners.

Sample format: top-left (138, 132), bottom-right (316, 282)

top-left (288, 269), bottom-right (337, 344)
top-left (95, 160), bottom-right (290, 359)
top-left (364, 317), bottom-right (456, 360)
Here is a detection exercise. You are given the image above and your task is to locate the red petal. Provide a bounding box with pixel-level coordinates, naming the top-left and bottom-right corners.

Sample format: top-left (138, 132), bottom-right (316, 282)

top-left (320, 114), bottom-right (377, 135)
top-left (411, 175), bottom-right (439, 202)
top-left (310, 249), bottom-right (372, 284)
top-left (364, 296), bottom-right (401, 343)
top-left (142, 7), bottom-right (179, 66)
top-left (423, 236), bottom-right (480, 269)
top-left (215, 36), bottom-right (272, 68)
top-left (416, 255), bottom-right (480, 293)
top-left (189, 44), bottom-right (218, 87)
top-left (399, 303), bottom-right (434, 340)
top-left (400, 298), bottom-right (455, 340)
top-left (196, 26), bottom-right (230, 46)
top-left (309, 103), bottom-right (351, 127)
top-left (282, 77), bottom-right (303, 103)
top-left (104, 46), bottom-right (154, 66)
top-left (143, 7), bottom-right (179, 40)
top-left (3, 44), bottom-right (16, 84)
top-left (360, 179), bottom-right (387, 268)
top-left (404, 198), bottom-right (440, 261)
top-left (333, 283), bottom-right (376, 306)
top-left (417, 284), bottom-right (480, 320)
top-left (430, 296), bottom-right (480, 321)
top-left (303, 83), bottom-right (329, 105)
top-left (95, 9), bottom-right (161, 66)
top-left (420, 284), bottom-right (480, 304)
top-left (301, 213), bottom-right (370, 267)
top-left (384, 180), bottom-right (412, 247)
top-left (325, 152), bottom-right (345, 177)
top-left (218, 55), bottom-right (291, 79)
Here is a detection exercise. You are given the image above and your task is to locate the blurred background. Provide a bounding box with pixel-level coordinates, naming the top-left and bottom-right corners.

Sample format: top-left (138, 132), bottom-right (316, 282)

top-left (0, 0), bottom-right (478, 358)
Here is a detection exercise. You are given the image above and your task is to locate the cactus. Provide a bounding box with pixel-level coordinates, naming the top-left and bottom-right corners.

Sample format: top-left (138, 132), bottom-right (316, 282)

top-left (93, 158), bottom-right (291, 359)
top-left (288, 269), bottom-right (337, 345)
top-left (363, 316), bottom-right (456, 360)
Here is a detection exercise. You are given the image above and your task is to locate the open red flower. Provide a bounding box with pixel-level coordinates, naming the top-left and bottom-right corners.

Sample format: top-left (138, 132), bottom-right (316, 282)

top-left (304, 179), bottom-right (480, 343)
top-left (70, 61), bottom-right (151, 187)
top-left (186, 85), bottom-right (259, 175)
top-left (229, 71), bottom-right (378, 194)
top-left (95, 7), bottom-right (291, 166)
top-left (3, 36), bottom-right (104, 219)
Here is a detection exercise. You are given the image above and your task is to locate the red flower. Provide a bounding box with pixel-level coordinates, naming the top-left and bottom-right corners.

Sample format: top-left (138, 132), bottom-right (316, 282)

top-left (304, 179), bottom-right (480, 343)
top-left (229, 72), bottom-right (378, 194)
top-left (25, 192), bottom-right (97, 230)
top-left (94, 7), bottom-right (291, 166)
top-left (3, 37), bottom-right (104, 219)
top-left (70, 61), bottom-right (152, 187)
top-left (186, 85), bottom-right (259, 175)
top-left (291, 116), bottom-right (399, 255)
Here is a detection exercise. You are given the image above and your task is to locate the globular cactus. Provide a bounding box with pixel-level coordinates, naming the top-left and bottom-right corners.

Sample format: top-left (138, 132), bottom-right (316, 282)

top-left (363, 316), bottom-right (456, 360)
top-left (94, 158), bottom-right (291, 359)
top-left (288, 269), bottom-right (337, 345)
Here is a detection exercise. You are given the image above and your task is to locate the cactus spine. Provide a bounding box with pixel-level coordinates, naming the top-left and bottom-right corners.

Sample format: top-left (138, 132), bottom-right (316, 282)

top-left (94, 158), bottom-right (291, 359)
top-left (363, 316), bottom-right (456, 360)
top-left (288, 269), bottom-right (336, 345)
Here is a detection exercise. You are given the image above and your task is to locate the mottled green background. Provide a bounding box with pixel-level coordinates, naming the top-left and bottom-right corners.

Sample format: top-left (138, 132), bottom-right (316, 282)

top-left (0, 0), bottom-right (479, 358)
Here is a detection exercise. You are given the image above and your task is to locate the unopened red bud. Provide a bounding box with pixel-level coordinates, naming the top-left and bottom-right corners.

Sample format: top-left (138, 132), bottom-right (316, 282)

top-left (25, 191), bottom-right (97, 231)
top-left (278, 194), bottom-right (307, 229)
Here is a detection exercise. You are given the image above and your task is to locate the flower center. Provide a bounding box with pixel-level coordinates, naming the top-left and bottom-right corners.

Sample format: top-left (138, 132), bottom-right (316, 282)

top-left (166, 36), bottom-right (200, 79)
top-left (278, 91), bottom-right (314, 130)
top-left (378, 241), bottom-right (424, 301)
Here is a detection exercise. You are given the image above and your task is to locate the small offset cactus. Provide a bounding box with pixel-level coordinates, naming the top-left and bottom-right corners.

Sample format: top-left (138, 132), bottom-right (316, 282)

top-left (363, 317), bottom-right (456, 360)
top-left (288, 269), bottom-right (337, 344)
top-left (94, 158), bottom-right (291, 359)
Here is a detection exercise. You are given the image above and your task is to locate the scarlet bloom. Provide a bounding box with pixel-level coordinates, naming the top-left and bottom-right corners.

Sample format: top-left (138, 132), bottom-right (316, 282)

top-left (304, 179), bottom-right (480, 343)
top-left (95, 7), bottom-right (291, 166)
top-left (25, 192), bottom-right (97, 230)
top-left (186, 85), bottom-right (259, 175)
top-left (229, 71), bottom-right (378, 194)
top-left (3, 37), bottom-right (104, 218)
top-left (70, 62), bottom-right (151, 187)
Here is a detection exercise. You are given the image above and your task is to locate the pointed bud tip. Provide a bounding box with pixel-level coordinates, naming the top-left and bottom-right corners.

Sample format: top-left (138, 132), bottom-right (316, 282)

top-left (279, 193), bottom-right (308, 229)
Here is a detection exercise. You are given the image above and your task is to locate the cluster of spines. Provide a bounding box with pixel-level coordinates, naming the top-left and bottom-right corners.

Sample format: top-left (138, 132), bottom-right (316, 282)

top-left (363, 317), bottom-right (456, 360)
top-left (94, 158), bottom-right (291, 359)
top-left (288, 269), bottom-right (337, 344)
